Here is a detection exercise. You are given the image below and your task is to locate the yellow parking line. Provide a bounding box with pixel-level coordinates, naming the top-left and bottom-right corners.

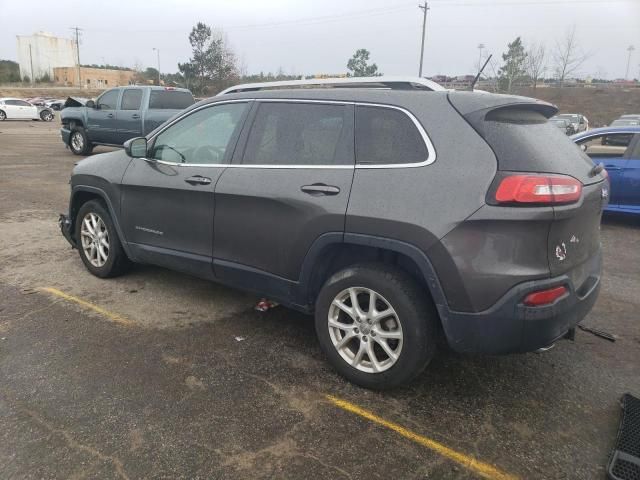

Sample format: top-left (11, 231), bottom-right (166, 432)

top-left (38, 287), bottom-right (132, 326)
top-left (326, 395), bottom-right (518, 480)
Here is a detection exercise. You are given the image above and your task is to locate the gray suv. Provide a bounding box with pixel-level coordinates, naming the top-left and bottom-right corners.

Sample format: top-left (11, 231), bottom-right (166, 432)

top-left (59, 77), bottom-right (607, 389)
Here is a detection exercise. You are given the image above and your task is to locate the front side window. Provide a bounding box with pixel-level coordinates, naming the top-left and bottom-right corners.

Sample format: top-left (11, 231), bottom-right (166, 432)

top-left (98, 89), bottom-right (119, 110)
top-left (577, 133), bottom-right (633, 158)
top-left (150, 103), bottom-right (247, 165)
top-left (242, 102), bottom-right (348, 166)
top-left (120, 89), bottom-right (142, 110)
top-left (355, 106), bottom-right (427, 165)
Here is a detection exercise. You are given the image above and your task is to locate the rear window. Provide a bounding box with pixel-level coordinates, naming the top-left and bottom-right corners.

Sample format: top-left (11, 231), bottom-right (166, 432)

top-left (355, 106), bottom-right (427, 165)
top-left (148, 90), bottom-right (194, 110)
top-left (479, 107), bottom-right (594, 181)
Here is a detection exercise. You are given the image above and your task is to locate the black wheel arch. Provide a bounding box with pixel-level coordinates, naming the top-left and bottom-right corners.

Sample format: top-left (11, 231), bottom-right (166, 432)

top-left (297, 233), bottom-right (451, 332)
top-left (69, 186), bottom-right (132, 259)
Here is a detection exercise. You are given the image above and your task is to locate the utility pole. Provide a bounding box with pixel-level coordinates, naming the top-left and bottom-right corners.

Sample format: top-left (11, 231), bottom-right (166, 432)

top-left (477, 43), bottom-right (485, 74)
top-left (153, 48), bottom-right (161, 85)
top-left (28, 44), bottom-right (34, 85)
top-left (418, 1), bottom-right (429, 77)
top-left (625, 45), bottom-right (635, 80)
top-left (71, 27), bottom-right (82, 87)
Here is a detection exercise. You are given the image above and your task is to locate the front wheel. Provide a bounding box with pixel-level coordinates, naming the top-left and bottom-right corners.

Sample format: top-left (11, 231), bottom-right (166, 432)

top-left (0, 110), bottom-right (6, 121)
top-left (315, 264), bottom-right (438, 389)
top-left (69, 127), bottom-right (93, 155)
top-left (75, 200), bottom-right (131, 278)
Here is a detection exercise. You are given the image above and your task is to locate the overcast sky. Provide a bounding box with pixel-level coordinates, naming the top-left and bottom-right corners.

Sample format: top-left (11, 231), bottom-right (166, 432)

top-left (1, 0), bottom-right (638, 79)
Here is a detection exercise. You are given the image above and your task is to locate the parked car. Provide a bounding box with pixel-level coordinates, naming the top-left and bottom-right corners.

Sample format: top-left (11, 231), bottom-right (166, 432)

top-left (0, 98), bottom-right (42, 121)
top-left (572, 126), bottom-right (640, 215)
top-left (550, 117), bottom-right (577, 135)
top-left (45, 99), bottom-right (66, 111)
top-left (60, 86), bottom-right (195, 155)
top-left (556, 113), bottom-right (589, 133)
top-left (59, 77), bottom-right (607, 389)
top-left (611, 118), bottom-right (640, 127)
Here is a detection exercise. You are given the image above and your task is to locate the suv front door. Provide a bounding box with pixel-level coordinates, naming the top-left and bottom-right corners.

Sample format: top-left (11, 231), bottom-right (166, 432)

top-left (87, 89), bottom-right (120, 144)
top-left (120, 101), bottom-right (250, 278)
top-left (213, 101), bottom-right (355, 299)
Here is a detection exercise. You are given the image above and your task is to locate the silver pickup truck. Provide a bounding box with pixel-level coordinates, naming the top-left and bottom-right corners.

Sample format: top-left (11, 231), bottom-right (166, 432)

top-left (60, 86), bottom-right (194, 155)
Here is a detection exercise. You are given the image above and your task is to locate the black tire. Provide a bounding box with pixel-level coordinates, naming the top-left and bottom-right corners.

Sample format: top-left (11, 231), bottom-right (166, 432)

top-left (75, 199), bottom-right (131, 278)
top-left (0, 110), bottom-right (6, 121)
top-left (40, 110), bottom-right (54, 122)
top-left (69, 127), bottom-right (93, 155)
top-left (315, 263), bottom-right (438, 389)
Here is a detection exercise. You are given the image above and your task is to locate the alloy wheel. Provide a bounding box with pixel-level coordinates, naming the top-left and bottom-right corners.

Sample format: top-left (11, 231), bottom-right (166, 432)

top-left (80, 212), bottom-right (110, 267)
top-left (71, 132), bottom-right (84, 152)
top-left (327, 287), bottom-right (403, 373)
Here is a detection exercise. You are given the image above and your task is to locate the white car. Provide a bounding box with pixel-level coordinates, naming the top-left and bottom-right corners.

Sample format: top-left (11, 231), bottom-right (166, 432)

top-left (0, 98), bottom-right (40, 121)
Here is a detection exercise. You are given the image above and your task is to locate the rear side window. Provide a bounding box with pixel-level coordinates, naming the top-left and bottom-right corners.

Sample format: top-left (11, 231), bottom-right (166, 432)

top-left (355, 106), bottom-right (427, 165)
top-left (149, 90), bottom-right (194, 110)
top-left (120, 89), bottom-right (142, 110)
top-left (242, 102), bottom-right (349, 166)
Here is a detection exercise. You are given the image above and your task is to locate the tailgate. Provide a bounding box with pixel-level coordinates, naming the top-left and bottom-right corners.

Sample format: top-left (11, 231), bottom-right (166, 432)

top-left (548, 180), bottom-right (606, 284)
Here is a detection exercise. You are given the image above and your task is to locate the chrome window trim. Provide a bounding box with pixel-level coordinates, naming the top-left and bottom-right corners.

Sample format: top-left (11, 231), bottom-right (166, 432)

top-left (574, 130), bottom-right (640, 143)
top-left (144, 98), bottom-right (436, 169)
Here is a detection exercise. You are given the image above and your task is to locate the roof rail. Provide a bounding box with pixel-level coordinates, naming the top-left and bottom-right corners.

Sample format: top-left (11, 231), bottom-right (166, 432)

top-left (217, 76), bottom-right (445, 96)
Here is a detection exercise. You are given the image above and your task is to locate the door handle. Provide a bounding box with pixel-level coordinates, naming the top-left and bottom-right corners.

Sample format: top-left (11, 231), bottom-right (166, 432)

top-left (604, 165), bottom-right (622, 171)
top-left (301, 184), bottom-right (340, 196)
top-left (132, 114), bottom-right (140, 119)
top-left (107, 113), bottom-right (114, 118)
top-left (185, 175), bottom-right (212, 185)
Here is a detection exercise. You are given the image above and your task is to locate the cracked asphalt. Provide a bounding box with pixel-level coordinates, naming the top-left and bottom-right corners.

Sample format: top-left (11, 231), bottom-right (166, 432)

top-left (1, 120), bottom-right (639, 479)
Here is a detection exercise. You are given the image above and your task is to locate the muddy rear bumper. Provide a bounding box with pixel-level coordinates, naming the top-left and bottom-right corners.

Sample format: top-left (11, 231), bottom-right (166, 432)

top-left (441, 249), bottom-right (602, 354)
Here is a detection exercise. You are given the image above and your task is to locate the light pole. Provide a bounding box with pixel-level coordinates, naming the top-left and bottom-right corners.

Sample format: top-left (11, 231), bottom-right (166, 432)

top-left (152, 48), bottom-right (161, 85)
top-left (477, 43), bottom-right (485, 74)
top-left (625, 45), bottom-right (635, 80)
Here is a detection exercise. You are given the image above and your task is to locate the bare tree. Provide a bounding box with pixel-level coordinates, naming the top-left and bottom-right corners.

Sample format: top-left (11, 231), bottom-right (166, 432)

top-left (553, 26), bottom-right (590, 87)
top-left (526, 42), bottom-right (546, 90)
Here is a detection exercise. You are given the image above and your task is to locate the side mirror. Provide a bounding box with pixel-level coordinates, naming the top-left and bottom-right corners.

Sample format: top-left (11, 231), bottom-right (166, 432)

top-left (124, 137), bottom-right (148, 158)
top-left (85, 100), bottom-right (95, 108)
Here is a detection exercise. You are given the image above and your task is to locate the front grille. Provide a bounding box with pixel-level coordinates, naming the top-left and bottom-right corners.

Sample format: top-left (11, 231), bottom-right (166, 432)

top-left (608, 394), bottom-right (640, 480)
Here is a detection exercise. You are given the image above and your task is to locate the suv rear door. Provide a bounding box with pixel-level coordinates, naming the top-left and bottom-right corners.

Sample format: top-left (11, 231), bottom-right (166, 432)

top-left (213, 100), bottom-right (355, 299)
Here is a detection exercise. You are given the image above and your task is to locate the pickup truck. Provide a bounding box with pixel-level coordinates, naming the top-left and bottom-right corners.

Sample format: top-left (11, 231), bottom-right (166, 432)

top-left (60, 86), bottom-right (194, 155)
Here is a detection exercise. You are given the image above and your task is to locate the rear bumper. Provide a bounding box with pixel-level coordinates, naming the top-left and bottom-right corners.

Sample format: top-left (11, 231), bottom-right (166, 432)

top-left (59, 213), bottom-right (76, 248)
top-left (441, 249), bottom-right (602, 354)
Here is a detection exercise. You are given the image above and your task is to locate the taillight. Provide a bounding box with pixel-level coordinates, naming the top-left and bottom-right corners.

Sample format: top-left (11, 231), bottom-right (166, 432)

top-left (494, 174), bottom-right (582, 205)
top-left (523, 285), bottom-right (568, 306)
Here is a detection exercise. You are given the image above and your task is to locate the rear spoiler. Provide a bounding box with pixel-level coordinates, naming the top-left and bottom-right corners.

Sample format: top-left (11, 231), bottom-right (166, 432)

top-left (448, 91), bottom-right (557, 118)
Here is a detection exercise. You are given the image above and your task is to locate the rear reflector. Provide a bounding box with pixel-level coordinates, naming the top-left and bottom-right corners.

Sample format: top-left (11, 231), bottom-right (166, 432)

top-left (495, 174), bottom-right (582, 204)
top-left (523, 285), bottom-right (568, 306)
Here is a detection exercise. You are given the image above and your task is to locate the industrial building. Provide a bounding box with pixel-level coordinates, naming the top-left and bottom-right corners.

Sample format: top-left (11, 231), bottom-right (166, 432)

top-left (53, 66), bottom-right (136, 88)
top-left (16, 31), bottom-right (77, 81)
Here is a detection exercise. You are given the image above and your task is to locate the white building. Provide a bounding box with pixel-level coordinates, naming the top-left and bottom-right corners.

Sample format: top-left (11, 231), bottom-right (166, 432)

top-left (16, 31), bottom-right (77, 81)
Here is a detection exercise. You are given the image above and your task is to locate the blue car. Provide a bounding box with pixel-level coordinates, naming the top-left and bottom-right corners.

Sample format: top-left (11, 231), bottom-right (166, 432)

top-left (572, 126), bottom-right (640, 215)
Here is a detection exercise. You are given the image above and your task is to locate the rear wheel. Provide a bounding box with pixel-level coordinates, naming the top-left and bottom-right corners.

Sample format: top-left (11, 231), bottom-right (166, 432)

top-left (75, 200), bottom-right (131, 278)
top-left (315, 264), bottom-right (437, 389)
top-left (69, 127), bottom-right (93, 155)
